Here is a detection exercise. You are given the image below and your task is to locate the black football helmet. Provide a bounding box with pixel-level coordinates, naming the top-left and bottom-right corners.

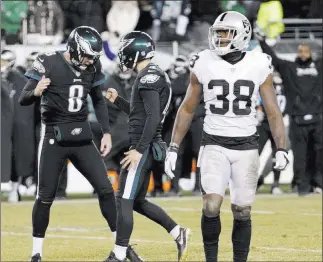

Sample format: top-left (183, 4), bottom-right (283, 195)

top-left (117, 31), bottom-right (155, 72)
top-left (67, 26), bottom-right (103, 69)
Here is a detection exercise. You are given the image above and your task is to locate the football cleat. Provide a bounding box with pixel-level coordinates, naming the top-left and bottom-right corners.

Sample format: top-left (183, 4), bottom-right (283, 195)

top-left (103, 252), bottom-right (126, 262)
top-left (175, 227), bottom-right (191, 261)
top-left (30, 253), bottom-right (41, 262)
top-left (127, 245), bottom-right (144, 262)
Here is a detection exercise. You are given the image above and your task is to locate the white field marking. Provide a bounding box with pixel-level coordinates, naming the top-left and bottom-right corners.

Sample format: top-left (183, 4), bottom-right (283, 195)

top-left (3, 193), bottom-right (318, 206)
top-left (163, 207), bottom-right (322, 216)
top-left (24, 226), bottom-right (108, 233)
top-left (2, 231), bottom-right (322, 254)
top-left (256, 246), bottom-right (323, 253)
top-left (2, 197), bottom-right (321, 216)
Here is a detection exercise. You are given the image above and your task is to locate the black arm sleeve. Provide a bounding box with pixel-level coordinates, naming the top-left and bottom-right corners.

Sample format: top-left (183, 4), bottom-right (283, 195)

top-left (135, 89), bottom-right (161, 154)
top-left (90, 85), bottom-right (111, 134)
top-left (114, 96), bottom-right (130, 115)
top-left (259, 40), bottom-right (285, 71)
top-left (18, 79), bottom-right (39, 106)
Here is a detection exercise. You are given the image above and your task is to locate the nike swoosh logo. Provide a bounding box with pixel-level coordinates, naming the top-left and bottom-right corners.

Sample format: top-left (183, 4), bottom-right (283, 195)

top-left (39, 58), bottom-right (44, 62)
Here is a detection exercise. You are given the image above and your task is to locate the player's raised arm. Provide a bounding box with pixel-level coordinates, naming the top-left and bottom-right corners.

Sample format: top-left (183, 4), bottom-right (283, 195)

top-left (19, 54), bottom-right (51, 106)
top-left (19, 76), bottom-right (50, 105)
top-left (260, 73), bottom-right (289, 170)
top-left (105, 88), bottom-right (130, 115)
top-left (171, 71), bottom-right (202, 146)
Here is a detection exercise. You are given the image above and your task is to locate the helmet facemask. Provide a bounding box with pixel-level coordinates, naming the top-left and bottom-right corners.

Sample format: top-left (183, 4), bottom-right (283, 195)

top-left (117, 49), bottom-right (139, 73)
top-left (209, 24), bottom-right (250, 56)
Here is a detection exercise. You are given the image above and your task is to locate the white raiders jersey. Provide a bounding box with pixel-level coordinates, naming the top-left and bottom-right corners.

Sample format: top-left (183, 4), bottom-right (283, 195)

top-left (190, 49), bottom-right (273, 137)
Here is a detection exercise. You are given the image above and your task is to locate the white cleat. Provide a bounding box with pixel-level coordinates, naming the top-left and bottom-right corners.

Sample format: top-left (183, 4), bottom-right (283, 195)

top-left (272, 187), bottom-right (283, 195)
top-left (7, 189), bottom-right (20, 203)
top-left (314, 187), bottom-right (322, 194)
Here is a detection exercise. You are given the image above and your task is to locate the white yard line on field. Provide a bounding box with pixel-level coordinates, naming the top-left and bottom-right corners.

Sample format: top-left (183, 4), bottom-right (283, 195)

top-left (2, 196), bottom-right (321, 216)
top-left (164, 207), bottom-right (322, 216)
top-left (2, 231), bottom-right (322, 254)
top-left (3, 193), bottom-right (318, 207)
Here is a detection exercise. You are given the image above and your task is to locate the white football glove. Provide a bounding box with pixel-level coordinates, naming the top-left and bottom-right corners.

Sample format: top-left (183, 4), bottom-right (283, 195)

top-left (164, 151), bottom-right (177, 179)
top-left (253, 22), bottom-right (266, 41)
top-left (274, 149), bottom-right (290, 171)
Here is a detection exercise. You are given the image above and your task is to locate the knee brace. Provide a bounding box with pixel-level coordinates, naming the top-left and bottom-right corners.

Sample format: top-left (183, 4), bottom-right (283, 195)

top-left (203, 194), bottom-right (222, 217)
top-left (231, 204), bottom-right (251, 221)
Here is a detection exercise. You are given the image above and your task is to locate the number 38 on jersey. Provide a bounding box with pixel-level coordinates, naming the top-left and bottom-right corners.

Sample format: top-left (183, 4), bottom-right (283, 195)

top-left (190, 50), bottom-right (273, 118)
top-left (207, 79), bottom-right (255, 116)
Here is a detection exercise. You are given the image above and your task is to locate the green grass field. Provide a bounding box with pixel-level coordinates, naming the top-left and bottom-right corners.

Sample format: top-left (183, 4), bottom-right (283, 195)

top-left (1, 194), bottom-right (322, 261)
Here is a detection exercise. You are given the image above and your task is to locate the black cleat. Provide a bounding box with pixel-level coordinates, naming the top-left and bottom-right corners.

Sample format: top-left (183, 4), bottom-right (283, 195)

top-left (103, 251), bottom-right (126, 262)
top-left (175, 227), bottom-right (191, 261)
top-left (127, 245), bottom-right (144, 262)
top-left (30, 253), bottom-right (41, 262)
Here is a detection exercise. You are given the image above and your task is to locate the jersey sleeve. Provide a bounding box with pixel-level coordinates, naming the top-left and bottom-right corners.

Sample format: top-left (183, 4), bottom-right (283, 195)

top-left (92, 60), bottom-right (107, 87)
top-left (189, 51), bottom-right (207, 83)
top-left (138, 72), bottom-right (164, 92)
top-left (24, 54), bottom-right (48, 81)
top-left (258, 53), bottom-right (274, 85)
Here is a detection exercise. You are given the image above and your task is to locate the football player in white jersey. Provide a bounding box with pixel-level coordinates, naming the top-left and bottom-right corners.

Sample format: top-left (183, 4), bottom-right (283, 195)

top-left (165, 11), bottom-right (290, 262)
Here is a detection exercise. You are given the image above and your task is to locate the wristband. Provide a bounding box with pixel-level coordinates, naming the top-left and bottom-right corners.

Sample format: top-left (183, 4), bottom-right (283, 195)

top-left (277, 148), bottom-right (288, 153)
top-left (169, 142), bottom-right (179, 153)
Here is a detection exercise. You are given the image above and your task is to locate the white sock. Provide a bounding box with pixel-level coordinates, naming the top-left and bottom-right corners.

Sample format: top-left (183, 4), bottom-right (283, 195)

top-left (113, 244), bottom-right (127, 260)
top-left (112, 231), bottom-right (116, 240)
top-left (32, 237), bottom-right (44, 256)
top-left (11, 182), bottom-right (19, 191)
top-left (170, 225), bottom-right (181, 240)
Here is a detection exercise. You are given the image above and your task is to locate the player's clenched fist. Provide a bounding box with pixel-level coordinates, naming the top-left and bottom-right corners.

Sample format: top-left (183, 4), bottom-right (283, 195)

top-left (34, 75), bottom-right (50, 97)
top-left (105, 88), bottom-right (118, 103)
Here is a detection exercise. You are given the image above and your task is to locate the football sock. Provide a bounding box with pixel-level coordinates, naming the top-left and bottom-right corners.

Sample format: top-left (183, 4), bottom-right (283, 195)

top-left (116, 198), bottom-right (134, 247)
top-left (112, 231), bottom-right (117, 240)
top-left (98, 192), bottom-right (117, 233)
top-left (170, 225), bottom-right (181, 240)
top-left (11, 181), bottom-right (19, 191)
top-left (32, 199), bottom-right (52, 238)
top-left (133, 199), bottom-right (177, 233)
top-left (273, 169), bottom-right (280, 188)
top-left (32, 237), bottom-right (44, 256)
top-left (113, 244), bottom-right (127, 260)
top-left (201, 212), bottom-right (221, 262)
top-left (232, 218), bottom-right (251, 262)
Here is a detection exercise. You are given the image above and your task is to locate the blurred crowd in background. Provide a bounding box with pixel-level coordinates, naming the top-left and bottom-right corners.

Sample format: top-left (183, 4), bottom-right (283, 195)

top-left (1, 0), bottom-right (322, 45)
top-left (1, 0), bottom-right (322, 202)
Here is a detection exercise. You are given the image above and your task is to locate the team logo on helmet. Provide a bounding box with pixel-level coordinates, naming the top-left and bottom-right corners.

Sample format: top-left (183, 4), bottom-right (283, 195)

top-left (119, 38), bottom-right (135, 53)
top-left (242, 20), bottom-right (251, 34)
top-left (75, 32), bottom-right (101, 56)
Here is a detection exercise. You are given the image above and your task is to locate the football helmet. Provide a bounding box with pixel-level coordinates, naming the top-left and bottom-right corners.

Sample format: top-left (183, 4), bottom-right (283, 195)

top-left (25, 51), bottom-right (39, 70)
top-left (1, 49), bottom-right (16, 73)
top-left (209, 11), bottom-right (252, 56)
top-left (67, 26), bottom-right (103, 70)
top-left (117, 31), bottom-right (155, 72)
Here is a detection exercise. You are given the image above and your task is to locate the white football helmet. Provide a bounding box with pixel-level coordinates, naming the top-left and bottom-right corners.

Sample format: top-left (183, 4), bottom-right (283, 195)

top-left (209, 11), bottom-right (252, 56)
